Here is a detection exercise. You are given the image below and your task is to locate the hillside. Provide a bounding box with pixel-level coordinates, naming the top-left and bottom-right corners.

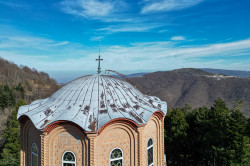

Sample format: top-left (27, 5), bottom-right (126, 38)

top-left (0, 57), bottom-right (60, 148)
top-left (0, 58), bottom-right (59, 100)
top-left (131, 68), bottom-right (250, 116)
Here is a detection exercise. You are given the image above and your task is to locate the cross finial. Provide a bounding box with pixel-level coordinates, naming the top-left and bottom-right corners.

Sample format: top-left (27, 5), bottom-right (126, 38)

top-left (96, 47), bottom-right (103, 74)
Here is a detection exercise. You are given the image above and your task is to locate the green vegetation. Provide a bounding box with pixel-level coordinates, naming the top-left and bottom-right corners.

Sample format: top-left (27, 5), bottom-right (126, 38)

top-left (15, 83), bottom-right (25, 99)
top-left (165, 98), bottom-right (250, 166)
top-left (0, 99), bottom-right (26, 166)
top-left (0, 85), bottom-right (15, 109)
top-left (0, 83), bottom-right (27, 110)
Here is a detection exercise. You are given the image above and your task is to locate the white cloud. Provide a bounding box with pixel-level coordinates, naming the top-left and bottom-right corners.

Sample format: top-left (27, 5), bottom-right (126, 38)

top-left (58, 0), bottom-right (171, 35)
top-left (80, 0), bottom-right (113, 17)
top-left (60, 0), bottom-right (127, 19)
top-left (59, 0), bottom-right (140, 24)
top-left (1, 28), bottom-right (250, 81)
top-left (158, 29), bottom-right (169, 33)
top-left (97, 23), bottom-right (163, 33)
top-left (47, 41), bottom-right (70, 46)
top-left (141, 0), bottom-right (205, 14)
top-left (0, 0), bottom-right (27, 8)
top-left (0, 35), bottom-right (70, 50)
top-left (90, 36), bottom-right (104, 41)
top-left (171, 36), bottom-right (186, 41)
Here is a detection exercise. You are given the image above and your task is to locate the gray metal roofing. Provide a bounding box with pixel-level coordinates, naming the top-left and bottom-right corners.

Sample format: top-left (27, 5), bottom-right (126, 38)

top-left (17, 75), bottom-right (167, 131)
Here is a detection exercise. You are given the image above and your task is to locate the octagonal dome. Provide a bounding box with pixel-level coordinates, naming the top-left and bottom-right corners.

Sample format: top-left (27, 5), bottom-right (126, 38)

top-left (17, 75), bottom-right (167, 131)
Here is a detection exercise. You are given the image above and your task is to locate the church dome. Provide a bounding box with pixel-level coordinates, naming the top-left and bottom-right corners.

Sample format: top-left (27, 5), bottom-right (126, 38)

top-left (17, 74), bottom-right (167, 131)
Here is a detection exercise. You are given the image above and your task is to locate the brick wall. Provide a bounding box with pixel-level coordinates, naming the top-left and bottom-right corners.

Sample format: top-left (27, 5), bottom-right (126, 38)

top-left (44, 124), bottom-right (89, 166)
top-left (21, 114), bottom-right (165, 166)
top-left (21, 119), bottom-right (42, 166)
top-left (95, 123), bottom-right (138, 166)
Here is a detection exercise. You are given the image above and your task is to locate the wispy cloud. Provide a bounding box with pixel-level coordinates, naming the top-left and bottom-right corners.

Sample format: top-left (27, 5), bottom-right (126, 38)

top-left (0, 25), bottom-right (70, 50)
top-left (47, 41), bottom-right (70, 47)
top-left (0, 35), bottom-right (70, 50)
top-left (90, 36), bottom-right (104, 41)
top-left (3, 36), bottom-right (250, 72)
top-left (60, 0), bottom-right (128, 20)
top-left (97, 23), bottom-right (163, 33)
top-left (0, 0), bottom-right (27, 8)
top-left (1, 26), bottom-right (250, 80)
top-left (58, 0), bottom-right (176, 35)
top-left (141, 0), bottom-right (206, 14)
top-left (61, 0), bottom-right (113, 17)
top-left (171, 36), bottom-right (186, 41)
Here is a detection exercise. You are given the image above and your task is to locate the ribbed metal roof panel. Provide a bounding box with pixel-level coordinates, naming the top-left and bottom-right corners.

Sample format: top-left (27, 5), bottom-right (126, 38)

top-left (17, 75), bottom-right (167, 131)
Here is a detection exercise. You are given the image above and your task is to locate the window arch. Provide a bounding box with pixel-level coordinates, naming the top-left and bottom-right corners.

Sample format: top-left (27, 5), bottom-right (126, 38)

top-left (110, 148), bottom-right (123, 166)
top-left (147, 138), bottom-right (153, 166)
top-left (31, 143), bottom-right (38, 166)
top-left (62, 151), bottom-right (76, 166)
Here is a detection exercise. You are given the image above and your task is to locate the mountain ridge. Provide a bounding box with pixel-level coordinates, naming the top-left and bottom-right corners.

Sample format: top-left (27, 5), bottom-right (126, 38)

top-left (201, 68), bottom-right (250, 77)
top-left (131, 68), bottom-right (250, 116)
top-left (125, 68), bottom-right (250, 78)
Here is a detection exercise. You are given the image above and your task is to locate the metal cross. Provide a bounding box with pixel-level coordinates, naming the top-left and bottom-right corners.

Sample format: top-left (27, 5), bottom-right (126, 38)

top-left (96, 48), bottom-right (103, 74)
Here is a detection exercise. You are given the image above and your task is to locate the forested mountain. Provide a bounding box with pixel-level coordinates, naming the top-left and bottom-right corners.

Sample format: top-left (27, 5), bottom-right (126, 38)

top-left (0, 57), bottom-right (60, 149)
top-left (131, 68), bottom-right (250, 117)
top-left (0, 58), bottom-right (59, 101)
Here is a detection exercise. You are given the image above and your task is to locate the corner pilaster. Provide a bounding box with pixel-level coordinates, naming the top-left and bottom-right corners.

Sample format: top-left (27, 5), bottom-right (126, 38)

top-left (40, 133), bottom-right (47, 166)
top-left (161, 119), bottom-right (165, 166)
top-left (137, 127), bottom-right (144, 166)
top-left (87, 133), bottom-right (98, 166)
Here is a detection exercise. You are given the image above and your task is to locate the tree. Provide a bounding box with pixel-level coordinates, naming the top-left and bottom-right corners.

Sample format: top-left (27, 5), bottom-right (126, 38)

top-left (0, 99), bottom-right (26, 166)
top-left (15, 83), bottom-right (25, 99)
top-left (208, 98), bottom-right (231, 165)
top-left (0, 85), bottom-right (15, 109)
top-left (186, 106), bottom-right (211, 165)
top-left (164, 98), bottom-right (250, 166)
top-left (226, 109), bottom-right (247, 164)
top-left (246, 118), bottom-right (250, 137)
top-left (164, 108), bottom-right (189, 165)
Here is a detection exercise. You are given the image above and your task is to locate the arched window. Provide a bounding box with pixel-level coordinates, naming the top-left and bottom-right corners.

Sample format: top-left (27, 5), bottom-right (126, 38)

top-left (31, 143), bottom-right (38, 166)
top-left (110, 148), bottom-right (123, 166)
top-left (147, 138), bottom-right (153, 166)
top-left (62, 151), bottom-right (76, 166)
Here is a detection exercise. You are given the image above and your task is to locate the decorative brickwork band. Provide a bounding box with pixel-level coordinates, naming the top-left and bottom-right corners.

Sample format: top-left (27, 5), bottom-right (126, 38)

top-left (43, 120), bottom-right (85, 134)
top-left (97, 118), bottom-right (140, 135)
top-left (152, 111), bottom-right (165, 120)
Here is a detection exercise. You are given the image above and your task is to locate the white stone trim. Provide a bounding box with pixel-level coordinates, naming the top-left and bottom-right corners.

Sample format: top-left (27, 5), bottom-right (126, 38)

top-left (62, 151), bottom-right (76, 166)
top-left (109, 147), bottom-right (124, 166)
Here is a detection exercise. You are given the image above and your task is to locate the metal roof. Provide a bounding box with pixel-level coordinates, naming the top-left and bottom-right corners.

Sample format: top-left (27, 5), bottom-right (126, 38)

top-left (17, 75), bottom-right (167, 131)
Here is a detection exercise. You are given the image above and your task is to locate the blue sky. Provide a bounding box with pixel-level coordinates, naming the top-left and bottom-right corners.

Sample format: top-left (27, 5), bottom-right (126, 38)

top-left (0, 0), bottom-right (250, 83)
